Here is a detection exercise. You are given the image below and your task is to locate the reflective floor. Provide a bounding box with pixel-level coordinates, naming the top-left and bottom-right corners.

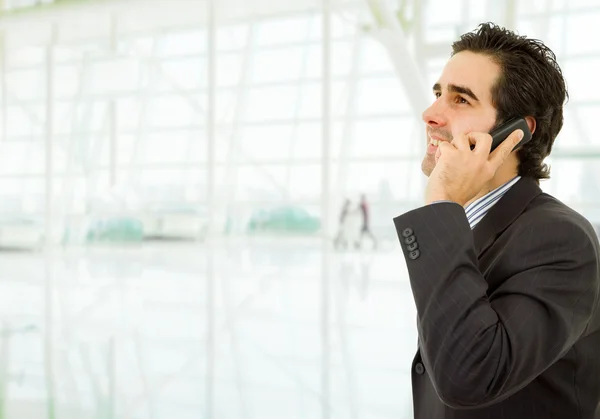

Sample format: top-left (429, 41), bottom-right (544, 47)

top-left (0, 238), bottom-right (416, 418)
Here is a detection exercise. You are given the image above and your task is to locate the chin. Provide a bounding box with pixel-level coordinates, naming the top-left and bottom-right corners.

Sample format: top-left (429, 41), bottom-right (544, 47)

top-left (421, 157), bottom-right (435, 177)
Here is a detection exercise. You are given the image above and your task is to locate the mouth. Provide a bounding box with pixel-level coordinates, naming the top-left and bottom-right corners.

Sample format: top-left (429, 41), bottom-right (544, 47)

top-left (427, 134), bottom-right (450, 157)
top-left (428, 134), bottom-right (449, 147)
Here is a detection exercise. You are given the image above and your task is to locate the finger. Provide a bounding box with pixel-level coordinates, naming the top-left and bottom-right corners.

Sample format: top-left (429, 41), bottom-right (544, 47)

top-left (435, 141), bottom-right (451, 162)
top-left (450, 124), bottom-right (475, 150)
top-left (436, 141), bottom-right (454, 162)
top-left (469, 132), bottom-right (493, 155)
top-left (489, 129), bottom-right (524, 168)
top-left (450, 131), bottom-right (470, 150)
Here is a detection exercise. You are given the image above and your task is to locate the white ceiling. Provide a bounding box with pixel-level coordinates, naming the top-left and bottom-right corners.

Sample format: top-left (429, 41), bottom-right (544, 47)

top-left (0, 0), bottom-right (362, 47)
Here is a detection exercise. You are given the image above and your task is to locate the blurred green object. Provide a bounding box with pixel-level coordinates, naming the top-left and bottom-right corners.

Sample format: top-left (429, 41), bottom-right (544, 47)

top-left (247, 206), bottom-right (320, 234)
top-left (86, 218), bottom-right (143, 243)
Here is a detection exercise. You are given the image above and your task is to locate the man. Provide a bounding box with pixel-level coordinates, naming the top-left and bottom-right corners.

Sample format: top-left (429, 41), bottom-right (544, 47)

top-left (393, 23), bottom-right (600, 418)
top-left (357, 194), bottom-right (377, 249)
top-left (334, 198), bottom-right (352, 250)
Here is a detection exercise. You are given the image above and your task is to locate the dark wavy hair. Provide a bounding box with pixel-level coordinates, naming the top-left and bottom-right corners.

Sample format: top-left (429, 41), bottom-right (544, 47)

top-left (452, 22), bottom-right (568, 181)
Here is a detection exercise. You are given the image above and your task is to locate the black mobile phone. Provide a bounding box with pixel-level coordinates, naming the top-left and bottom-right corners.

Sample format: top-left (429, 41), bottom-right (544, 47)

top-left (469, 117), bottom-right (532, 152)
top-left (489, 117), bottom-right (532, 152)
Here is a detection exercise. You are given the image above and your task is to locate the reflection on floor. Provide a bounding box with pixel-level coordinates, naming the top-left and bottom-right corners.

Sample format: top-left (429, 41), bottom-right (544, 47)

top-left (0, 238), bottom-right (417, 419)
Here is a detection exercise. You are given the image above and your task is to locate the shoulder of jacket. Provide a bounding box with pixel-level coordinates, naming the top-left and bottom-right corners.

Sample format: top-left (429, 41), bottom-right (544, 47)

top-left (518, 193), bottom-right (598, 241)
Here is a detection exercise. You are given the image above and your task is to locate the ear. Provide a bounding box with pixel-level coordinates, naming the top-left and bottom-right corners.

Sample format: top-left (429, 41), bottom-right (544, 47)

top-left (525, 116), bottom-right (536, 135)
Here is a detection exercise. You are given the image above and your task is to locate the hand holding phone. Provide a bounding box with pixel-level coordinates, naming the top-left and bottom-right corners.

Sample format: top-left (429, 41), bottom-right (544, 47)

top-left (427, 118), bottom-right (530, 206)
top-left (489, 117), bottom-right (532, 152)
top-left (469, 117), bottom-right (532, 152)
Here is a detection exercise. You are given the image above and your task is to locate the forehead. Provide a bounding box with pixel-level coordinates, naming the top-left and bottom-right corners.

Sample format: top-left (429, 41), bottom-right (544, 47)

top-left (437, 51), bottom-right (500, 103)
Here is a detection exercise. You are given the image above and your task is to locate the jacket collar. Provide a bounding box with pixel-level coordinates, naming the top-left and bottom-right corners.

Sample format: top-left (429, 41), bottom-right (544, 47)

top-left (473, 176), bottom-right (543, 256)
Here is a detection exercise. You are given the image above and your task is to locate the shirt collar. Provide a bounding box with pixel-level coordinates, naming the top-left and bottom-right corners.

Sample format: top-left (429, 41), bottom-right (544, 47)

top-left (465, 176), bottom-right (521, 229)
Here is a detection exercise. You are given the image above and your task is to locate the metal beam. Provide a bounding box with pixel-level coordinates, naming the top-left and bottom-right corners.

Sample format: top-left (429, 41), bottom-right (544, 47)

top-left (0, 29), bottom-right (5, 142)
top-left (219, 22), bottom-right (256, 233)
top-left (364, 0), bottom-right (429, 121)
top-left (205, 1), bottom-right (216, 419)
top-left (321, 2), bottom-right (332, 419)
top-left (336, 19), bottom-right (365, 208)
top-left (283, 17), bottom-right (313, 201)
top-left (44, 23), bottom-right (56, 246)
top-left (109, 12), bottom-right (118, 188)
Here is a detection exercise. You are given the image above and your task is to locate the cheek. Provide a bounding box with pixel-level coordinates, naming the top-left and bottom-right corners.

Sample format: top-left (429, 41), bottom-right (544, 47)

top-left (455, 116), bottom-right (496, 135)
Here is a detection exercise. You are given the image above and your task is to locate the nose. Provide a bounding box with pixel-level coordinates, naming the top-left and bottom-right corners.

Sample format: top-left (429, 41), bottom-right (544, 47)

top-left (422, 99), bottom-right (448, 128)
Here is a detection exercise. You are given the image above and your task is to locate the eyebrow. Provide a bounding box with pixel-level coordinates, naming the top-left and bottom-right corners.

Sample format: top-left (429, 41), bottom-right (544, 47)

top-left (433, 83), bottom-right (480, 102)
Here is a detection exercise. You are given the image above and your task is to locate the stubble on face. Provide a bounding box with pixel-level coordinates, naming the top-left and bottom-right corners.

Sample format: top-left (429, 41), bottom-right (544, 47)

top-left (421, 128), bottom-right (453, 176)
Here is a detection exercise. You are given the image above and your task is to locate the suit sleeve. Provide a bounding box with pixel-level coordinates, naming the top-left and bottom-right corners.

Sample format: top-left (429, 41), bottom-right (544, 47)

top-left (394, 202), bottom-right (599, 409)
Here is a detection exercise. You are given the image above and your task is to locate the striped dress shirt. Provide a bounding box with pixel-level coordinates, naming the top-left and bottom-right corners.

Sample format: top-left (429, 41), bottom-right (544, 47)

top-left (465, 176), bottom-right (521, 229)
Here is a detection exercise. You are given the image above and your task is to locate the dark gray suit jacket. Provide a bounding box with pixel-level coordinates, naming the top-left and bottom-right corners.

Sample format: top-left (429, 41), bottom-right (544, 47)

top-left (393, 176), bottom-right (600, 419)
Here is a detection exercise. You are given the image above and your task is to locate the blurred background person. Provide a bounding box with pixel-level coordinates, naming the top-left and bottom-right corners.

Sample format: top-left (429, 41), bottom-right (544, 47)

top-left (357, 193), bottom-right (377, 250)
top-left (334, 197), bottom-right (352, 249)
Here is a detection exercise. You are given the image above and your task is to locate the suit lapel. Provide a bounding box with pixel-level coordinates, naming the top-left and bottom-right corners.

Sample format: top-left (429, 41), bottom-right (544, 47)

top-left (473, 176), bottom-right (543, 256)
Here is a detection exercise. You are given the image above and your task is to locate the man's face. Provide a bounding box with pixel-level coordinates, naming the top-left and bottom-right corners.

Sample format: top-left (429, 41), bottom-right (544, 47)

top-left (421, 51), bottom-right (500, 176)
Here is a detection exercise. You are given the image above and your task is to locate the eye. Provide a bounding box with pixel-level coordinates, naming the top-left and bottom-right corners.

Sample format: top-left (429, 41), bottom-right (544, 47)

top-left (434, 92), bottom-right (441, 99)
top-left (456, 96), bottom-right (470, 105)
